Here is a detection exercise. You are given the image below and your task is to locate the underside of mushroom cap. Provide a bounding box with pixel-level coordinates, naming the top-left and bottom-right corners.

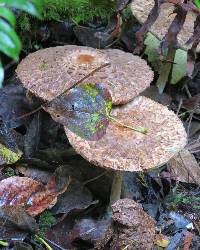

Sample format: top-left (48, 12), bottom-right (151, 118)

top-left (65, 96), bottom-right (187, 172)
top-left (16, 45), bottom-right (153, 105)
top-left (131, 0), bottom-right (199, 51)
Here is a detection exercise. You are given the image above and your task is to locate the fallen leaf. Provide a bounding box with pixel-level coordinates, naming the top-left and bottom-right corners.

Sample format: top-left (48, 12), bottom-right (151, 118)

top-left (0, 122), bottom-right (22, 165)
top-left (52, 179), bottom-right (96, 215)
top-left (0, 217), bottom-right (27, 240)
top-left (0, 142), bottom-right (22, 165)
top-left (168, 149), bottom-right (200, 185)
top-left (43, 83), bottom-right (112, 141)
top-left (144, 32), bottom-right (187, 84)
top-left (0, 83), bottom-right (36, 129)
top-left (0, 169), bottom-right (70, 216)
top-left (155, 238), bottom-right (170, 248)
top-left (183, 231), bottom-right (193, 250)
top-left (69, 217), bottom-right (113, 249)
top-left (17, 164), bottom-right (52, 184)
top-left (13, 242), bottom-right (33, 250)
top-left (0, 205), bottom-right (38, 232)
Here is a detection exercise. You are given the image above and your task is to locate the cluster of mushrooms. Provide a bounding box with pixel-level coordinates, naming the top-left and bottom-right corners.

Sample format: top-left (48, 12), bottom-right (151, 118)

top-left (16, 45), bottom-right (187, 248)
top-left (16, 45), bottom-right (187, 202)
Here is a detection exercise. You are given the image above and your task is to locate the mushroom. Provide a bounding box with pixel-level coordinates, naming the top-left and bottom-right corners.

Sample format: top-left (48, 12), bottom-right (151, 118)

top-left (111, 198), bottom-right (156, 250)
top-left (16, 45), bottom-right (153, 105)
top-left (65, 96), bottom-right (187, 205)
top-left (131, 0), bottom-right (200, 51)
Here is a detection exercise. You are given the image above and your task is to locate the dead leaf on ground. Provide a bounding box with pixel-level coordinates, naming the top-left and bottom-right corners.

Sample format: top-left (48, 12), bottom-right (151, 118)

top-left (52, 179), bottom-right (97, 215)
top-left (168, 149), bottom-right (200, 185)
top-left (0, 84), bottom-right (34, 129)
top-left (0, 218), bottom-right (28, 240)
top-left (111, 198), bottom-right (156, 250)
top-left (17, 164), bottom-right (52, 184)
top-left (69, 217), bottom-right (113, 249)
top-left (0, 168), bottom-right (70, 216)
top-left (0, 205), bottom-right (38, 232)
top-left (0, 122), bottom-right (22, 165)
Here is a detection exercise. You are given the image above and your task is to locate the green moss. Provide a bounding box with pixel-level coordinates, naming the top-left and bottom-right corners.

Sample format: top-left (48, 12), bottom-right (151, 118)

top-left (4, 167), bottom-right (16, 177)
top-left (38, 210), bottom-right (56, 236)
top-left (17, 0), bottom-right (117, 35)
top-left (42, 0), bottom-right (116, 23)
top-left (0, 143), bottom-right (22, 164)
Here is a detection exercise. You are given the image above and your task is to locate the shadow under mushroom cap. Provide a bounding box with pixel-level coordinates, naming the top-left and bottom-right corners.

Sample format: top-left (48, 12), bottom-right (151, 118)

top-left (65, 96), bottom-right (187, 172)
top-left (16, 45), bottom-right (153, 105)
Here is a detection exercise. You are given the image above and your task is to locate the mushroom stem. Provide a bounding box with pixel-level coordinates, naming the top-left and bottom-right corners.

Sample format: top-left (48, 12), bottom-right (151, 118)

top-left (109, 115), bottom-right (148, 134)
top-left (156, 46), bottom-right (176, 94)
top-left (109, 170), bottom-right (123, 207)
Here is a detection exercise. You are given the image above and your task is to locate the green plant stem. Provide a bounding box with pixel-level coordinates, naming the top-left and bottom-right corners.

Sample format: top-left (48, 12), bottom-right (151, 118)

top-left (156, 46), bottom-right (176, 94)
top-left (109, 171), bottom-right (123, 208)
top-left (35, 235), bottom-right (53, 250)
top-left (109, 115), bottom-right (148, 134)
top-left (0, 240), bottom-right (9, 247)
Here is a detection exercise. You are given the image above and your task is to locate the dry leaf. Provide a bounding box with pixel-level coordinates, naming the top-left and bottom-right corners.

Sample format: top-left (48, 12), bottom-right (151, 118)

top-left (0, 172), bottom-right (70, 216)
top-left (168, 149), bottom-right (200, 184)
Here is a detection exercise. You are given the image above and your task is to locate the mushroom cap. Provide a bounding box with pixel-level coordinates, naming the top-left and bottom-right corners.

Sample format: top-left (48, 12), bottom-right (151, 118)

top-left (16, 45), bottom-right (153, 105)
top-left (111, 198), bottom-right (156, 250)
top-left (65, 96), bottom-right (187, 172)
top-left (131, 0), bottom-right (199, 51)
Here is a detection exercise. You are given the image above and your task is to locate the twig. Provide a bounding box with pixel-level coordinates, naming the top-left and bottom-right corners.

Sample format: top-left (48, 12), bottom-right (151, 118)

top-left (83, 171), bottom-right (107, 185)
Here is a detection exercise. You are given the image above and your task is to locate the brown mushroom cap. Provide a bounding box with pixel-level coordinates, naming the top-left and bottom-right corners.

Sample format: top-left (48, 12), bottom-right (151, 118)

top-left (16, 45), bottom-right (153, 105)
top-left (131, 0), bottom-right (199, 51)
top-left (111, 198), bottom-right (156, 250)
top-left (65, 96), bottom-right (187, 172)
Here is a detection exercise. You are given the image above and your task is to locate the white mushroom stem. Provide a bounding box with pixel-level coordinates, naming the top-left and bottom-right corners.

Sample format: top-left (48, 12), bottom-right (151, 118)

top-left (109, 171), bottom-right (123, 207)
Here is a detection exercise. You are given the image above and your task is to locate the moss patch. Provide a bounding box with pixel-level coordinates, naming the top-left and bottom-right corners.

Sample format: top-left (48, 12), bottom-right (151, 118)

top-left (0, 143), bottom-right (22, 165)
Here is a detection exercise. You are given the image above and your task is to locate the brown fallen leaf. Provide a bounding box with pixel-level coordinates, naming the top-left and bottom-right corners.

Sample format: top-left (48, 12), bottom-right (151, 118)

top-left (168, 149), bottom-right (200, 185)
top-left (52, 179), bottom-right (96, 215)
top-left (183, 231), bottom-right (193, 250)
top-left (69, 217), bottom-right (113, 249)
top-left (0, 205), bottom-right (38, 232)
top-left (0, 170), bottom-right (70, 216)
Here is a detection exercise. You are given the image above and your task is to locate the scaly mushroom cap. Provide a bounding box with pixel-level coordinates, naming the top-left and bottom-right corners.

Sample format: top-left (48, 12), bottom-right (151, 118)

top-left (16, 45), bottom-right (153, 105)
top-left (111, 198), bottom-right (156, 250)
top-left (65, 96), bottom-right (187, 171)
top-left (131, 0), bottom-right (199, 51)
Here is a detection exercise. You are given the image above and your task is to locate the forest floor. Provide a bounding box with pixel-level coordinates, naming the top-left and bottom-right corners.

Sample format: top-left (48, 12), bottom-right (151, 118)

top-left (0, 4), bottom-right (200, 250)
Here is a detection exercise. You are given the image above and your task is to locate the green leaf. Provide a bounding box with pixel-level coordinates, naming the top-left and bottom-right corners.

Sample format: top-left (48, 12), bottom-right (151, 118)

top-left (0, 143), bottom-right (22, 165)
top-left (0, 60), bottom-right (4, 88)
top-left (1, 0), bottom-right (42, 18)
top-left (43, 83), bottom-right (112, 140)
top-left (171, 49), bottom-right (187, 84)
top-left (0, 6), bottom-right (16, 27)
top-left (0, 19), bottom-right (21, 59)
top-left (0, 31), bottom-right (19, 59)
top-left (144, 32), bottom-right (187, 85)
top-left (144, 32), bottom-right (162, 72)
top-left (194, 0), bottom-right (200, 9)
